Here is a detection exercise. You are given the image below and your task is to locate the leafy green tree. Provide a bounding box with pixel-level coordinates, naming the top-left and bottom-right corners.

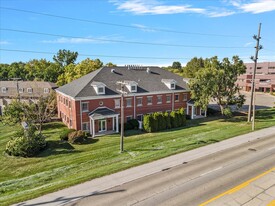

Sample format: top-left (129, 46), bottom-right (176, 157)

top-left (24, 59), bottom-right (51, 81)
top-left (53, 49), bottom-right (78, 67)
top-left (189, 56), bottom-right (246, 116)
top-left (0, 63), bottom-right (9, 80)
top-left (8, 62), bottom-right (27, 80)
top-left (1, 92), bottom-right (57, 133)
top-left (172, 61), bottom-right (182, 70)
top-left (105, 62), bottom-right (117, 67)
top-left (183, 57), bottom-right (204, 78)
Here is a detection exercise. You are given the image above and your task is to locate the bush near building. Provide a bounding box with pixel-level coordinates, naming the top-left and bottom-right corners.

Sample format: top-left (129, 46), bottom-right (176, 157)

top-left (143, 108), bottom-right (186, 132)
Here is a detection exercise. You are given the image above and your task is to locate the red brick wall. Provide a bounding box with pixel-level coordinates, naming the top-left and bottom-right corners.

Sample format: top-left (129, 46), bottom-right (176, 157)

top-left (57, 91), bottom-right (191, 131)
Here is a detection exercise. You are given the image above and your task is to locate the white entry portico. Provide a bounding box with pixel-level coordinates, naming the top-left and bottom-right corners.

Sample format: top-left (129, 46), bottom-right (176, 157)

top-left (89, 107), bottom-right (119, 137)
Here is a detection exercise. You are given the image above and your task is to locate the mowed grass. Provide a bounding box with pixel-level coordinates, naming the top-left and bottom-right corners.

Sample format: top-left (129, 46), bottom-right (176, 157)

top-left (0, 108), bottom-right (275, 205)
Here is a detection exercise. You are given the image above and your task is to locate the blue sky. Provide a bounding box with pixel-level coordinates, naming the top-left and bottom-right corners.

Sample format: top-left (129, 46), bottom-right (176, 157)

top-left (0, 0), bottom-right (274, 66)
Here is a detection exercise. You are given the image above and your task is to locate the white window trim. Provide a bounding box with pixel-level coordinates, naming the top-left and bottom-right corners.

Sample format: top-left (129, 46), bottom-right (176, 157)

top-left (126, 98), bottom-right (132, 107)
top-left (166, 95), bottom-right (171, 103)
top-left (147, 96), bottom-right (153, 105)
top-left (27, 88), bottom-right (33, 93)
top-left (114, 99), bottom-right (120, 108)
top-left (157, 95), bottom-right (162, 104)
top-left (126, 115), bottom-right (133, 122)
top-left (175, 93), bottom-right (179, 102)
top-left (81, 102), bottom-right (89, 112)
top-left (82, 122), bottom-right (90, 131)
top-left (1, 87), bottom-right (7, 93)
top-left (131, 85), bottom-right (137, 92)
top-left (137, 97), bottom-right (143, 107)
top-left (137, 114), bottom-right (143, 121)
top-left (97, 86), bottom-right (105, 94)
top-left (44, 88), bottom-right (50, 94)
top-left (19, 88), bottom-right (24, 93)
top-left (183, 94), bottom-right (188, 101)
top-left (171, 83), bottom-right (176, 89)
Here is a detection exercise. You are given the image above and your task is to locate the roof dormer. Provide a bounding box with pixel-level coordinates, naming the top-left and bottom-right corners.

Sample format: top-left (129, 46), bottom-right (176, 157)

top-left (161, 79), bottom-right (177, 90)
top-left (124, 81), bottom-right (138, 93)
top-left (91, 81), bottom-right (106, 95)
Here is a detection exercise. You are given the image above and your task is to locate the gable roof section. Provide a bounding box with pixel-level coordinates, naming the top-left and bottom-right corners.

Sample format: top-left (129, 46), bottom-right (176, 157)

top-left (56, 66), bottom-right (189, 99)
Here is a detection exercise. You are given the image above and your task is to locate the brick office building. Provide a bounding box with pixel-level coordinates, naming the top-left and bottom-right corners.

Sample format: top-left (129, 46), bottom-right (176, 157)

top-left (56, 66), bottom-right (202, 137)
top-left (237, 62), bottom-right (275, 93)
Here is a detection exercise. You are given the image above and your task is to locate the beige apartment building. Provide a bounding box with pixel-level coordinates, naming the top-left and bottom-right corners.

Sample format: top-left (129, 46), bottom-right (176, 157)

top-left (237, 62), bottom-right (275, 93)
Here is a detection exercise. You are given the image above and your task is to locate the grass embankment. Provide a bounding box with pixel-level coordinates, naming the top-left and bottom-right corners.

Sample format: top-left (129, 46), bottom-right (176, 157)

top-left (0, 108), bottom-right (274, 205)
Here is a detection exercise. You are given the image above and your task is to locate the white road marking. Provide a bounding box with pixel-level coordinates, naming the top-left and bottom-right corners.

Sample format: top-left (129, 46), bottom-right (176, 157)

top-left (200, 167), bottom-right (223, 177)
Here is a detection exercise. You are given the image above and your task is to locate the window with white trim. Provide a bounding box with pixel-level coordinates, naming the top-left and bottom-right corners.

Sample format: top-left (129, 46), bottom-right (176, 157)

top-left (82, 122), bottom-right (90, 131)
top-left (171, 83), bottom-right (175, 89)
top-left (19, 88), bottom-right (23, 93)
top-left (27, 88), bottom-right (33, 93)
top-left (44, 88), bottom-right (50, 93)
top-left (183, 94), bottom-right (187, 101)
top-left (97, 87), bottom-right (105, 94)
top-left (131, 85), bottom-right (137, 92)
top-left (166, 95), bottom-right (171, 103)
top-left (175, 94), bottom-right (179, 102)
top-left (126, 98), bottom-right (132, 107)
top-left (137, 114), bottom-right (143, 121)
top-left (1, 87), bottom-right (7, 93)
top-left (157, 95), bottom-right (162, 104)
top-left (147, 96), bottom-right (153, 105)
top-left (115, 99), bottom-right (120, 108)
top-left (81, 102), bottom-right (89, 112)
top-left (126, 116), bottom-right (132, 122)
top-left (137, 97), bottom-right (143, 106)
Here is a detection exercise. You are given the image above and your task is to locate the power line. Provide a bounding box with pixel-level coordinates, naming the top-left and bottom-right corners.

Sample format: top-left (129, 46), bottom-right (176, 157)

top-left (1, 28), bottom-right (252, 49)
top-left (0, 48), bottom-right (193, 60)
top-left (0, 6), bottom-right (246, 38)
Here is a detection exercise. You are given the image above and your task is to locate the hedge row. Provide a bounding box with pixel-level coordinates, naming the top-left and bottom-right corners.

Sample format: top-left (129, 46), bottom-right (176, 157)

top-left (143, 108), bottom-right (186, 133)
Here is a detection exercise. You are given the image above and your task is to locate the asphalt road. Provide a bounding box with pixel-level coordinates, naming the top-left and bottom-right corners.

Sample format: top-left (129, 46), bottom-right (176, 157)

top-left (67, 134), bottom-right (275, 206)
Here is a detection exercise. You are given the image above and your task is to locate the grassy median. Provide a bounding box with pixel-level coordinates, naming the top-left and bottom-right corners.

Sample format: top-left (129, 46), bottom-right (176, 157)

top-left (0, 108), bottom-right (274, 205)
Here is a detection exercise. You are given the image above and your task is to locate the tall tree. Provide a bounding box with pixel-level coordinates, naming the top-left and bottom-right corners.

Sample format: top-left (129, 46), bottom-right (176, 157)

top-left (53, 49), bottom-right (78, 67)
top-left (189, 56), bottom-right (246, 116)
top-left (24, 59), bottom-right (51, 81)
top-left (183, 57), bottom-right (204, 78)
top-left (172, 61), bottom-right (182, 70)
top-left (105, 62), bottom-right (117, 67)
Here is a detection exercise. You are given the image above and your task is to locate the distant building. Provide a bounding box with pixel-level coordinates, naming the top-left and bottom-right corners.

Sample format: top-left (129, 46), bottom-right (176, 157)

top-left (0, 81), bottom-right (58, 115)
top-left (237, 62), bottom-right (275, 93)
top-left (56, 66), bottom-right (204, 137)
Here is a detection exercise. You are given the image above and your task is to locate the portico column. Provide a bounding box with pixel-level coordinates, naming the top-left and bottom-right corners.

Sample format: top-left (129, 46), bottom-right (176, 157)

top-left (191, 106), bottom-right (194, 119)
top-left (186, 104), bottom-right (189, 115)
top-left (112, 117), bottom-right (115, 131)
top-left (92, 119), bottom-right (95, 137)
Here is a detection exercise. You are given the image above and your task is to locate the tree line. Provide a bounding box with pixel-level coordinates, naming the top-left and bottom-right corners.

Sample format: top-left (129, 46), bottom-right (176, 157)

top-left (0, 49), bottom-right (116, 86)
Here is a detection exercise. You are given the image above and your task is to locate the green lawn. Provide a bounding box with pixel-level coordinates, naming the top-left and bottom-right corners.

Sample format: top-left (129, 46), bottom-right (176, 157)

top-left (0, 109), bottom-right (275, 205)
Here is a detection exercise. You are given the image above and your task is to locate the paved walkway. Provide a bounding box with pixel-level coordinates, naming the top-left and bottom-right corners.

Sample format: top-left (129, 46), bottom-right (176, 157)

top-left (16, 126), bottom-right (275, 206)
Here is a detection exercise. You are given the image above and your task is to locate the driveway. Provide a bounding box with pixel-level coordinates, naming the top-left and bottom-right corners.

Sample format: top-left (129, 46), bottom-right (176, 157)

top-left (209, 92), bottom-right (275, 112)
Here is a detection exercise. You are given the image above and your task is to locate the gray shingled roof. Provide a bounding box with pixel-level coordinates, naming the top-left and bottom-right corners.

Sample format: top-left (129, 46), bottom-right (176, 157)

top-left (56, 66), bottom-right (189, 98)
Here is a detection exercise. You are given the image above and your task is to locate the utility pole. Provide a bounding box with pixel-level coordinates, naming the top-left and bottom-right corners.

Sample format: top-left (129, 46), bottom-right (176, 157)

top-left (247, 23), bottom-right (262, 131)
top-left (116, 81), bottom-right (127, 153)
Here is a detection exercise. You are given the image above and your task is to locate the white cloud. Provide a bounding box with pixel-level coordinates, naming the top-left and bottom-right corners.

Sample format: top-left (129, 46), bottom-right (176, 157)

top-left (111, 0), bottom-right (206, 15)
top-left (244, 42), bottom-right (254, 47)
top-left (0, 41), bottom-right (10, 45)
top-left (229, 0), bottom-right (275, 14)
top-left (132, 24), bottom-right (156, 32)
top-left (42, 35), bottom-right (123, 44)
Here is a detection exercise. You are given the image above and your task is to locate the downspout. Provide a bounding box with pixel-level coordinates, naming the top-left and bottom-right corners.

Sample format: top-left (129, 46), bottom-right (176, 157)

top-left (80, 100), bottom-right (83, 131)
top-left (172, 92), bottom-right (175, 111)
top-left (134, 94), bottom-right (136, 119)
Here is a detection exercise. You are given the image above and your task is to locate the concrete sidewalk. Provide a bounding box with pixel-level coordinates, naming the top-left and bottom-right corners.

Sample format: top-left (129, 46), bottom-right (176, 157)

top-left (17, 126), bottom-right (275, 206)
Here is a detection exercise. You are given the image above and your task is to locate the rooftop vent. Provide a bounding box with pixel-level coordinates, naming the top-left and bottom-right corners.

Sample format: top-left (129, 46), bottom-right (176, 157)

top-left (147, 67), bottom-right (151, 73)
top-left (111, 69), bottom-right (115, 73)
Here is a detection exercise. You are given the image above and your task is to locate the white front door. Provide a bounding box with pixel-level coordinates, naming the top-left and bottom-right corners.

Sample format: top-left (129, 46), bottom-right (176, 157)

top-left (99, 119), bottom-right (106, 132)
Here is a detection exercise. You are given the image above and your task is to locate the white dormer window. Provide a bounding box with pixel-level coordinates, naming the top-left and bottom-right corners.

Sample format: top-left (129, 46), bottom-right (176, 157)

top-left (1, 87), bottom-right (7, 93)
top-left (27, 88), bottom-right (33, 93)
top-left (19, 88), bottom-right (24, 93)
top-left (44, 88), bottom-right (50, 93)
top-left (91, 81), bottom-right (106, 95)
top-left (124, 81), bottom-right (138, 93)
top-left (161, 79), bottom-right (177, 90)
